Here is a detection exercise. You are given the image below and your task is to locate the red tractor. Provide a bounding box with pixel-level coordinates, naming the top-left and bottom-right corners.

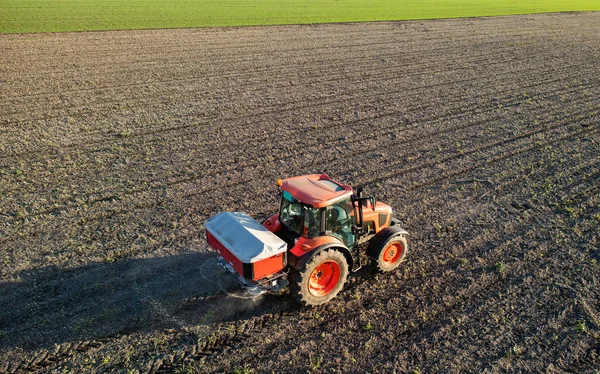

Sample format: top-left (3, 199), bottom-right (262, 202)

top-left (205, 174), bottom-right (408, 306)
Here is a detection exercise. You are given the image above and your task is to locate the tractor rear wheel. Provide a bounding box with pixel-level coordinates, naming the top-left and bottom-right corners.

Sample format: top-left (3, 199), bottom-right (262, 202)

top-left (371, 235), bottom-right (408, 272)
top-left (290, 249), bottom-right (348, 306)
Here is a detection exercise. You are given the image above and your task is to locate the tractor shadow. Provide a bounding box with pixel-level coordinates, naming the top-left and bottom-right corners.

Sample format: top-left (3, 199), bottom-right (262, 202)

top-left (0, 253), bottom-right (292, 351)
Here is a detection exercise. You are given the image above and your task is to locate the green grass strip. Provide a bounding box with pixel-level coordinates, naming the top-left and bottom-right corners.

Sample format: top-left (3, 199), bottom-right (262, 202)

top-left (0, 0), bottom-right (599, 34)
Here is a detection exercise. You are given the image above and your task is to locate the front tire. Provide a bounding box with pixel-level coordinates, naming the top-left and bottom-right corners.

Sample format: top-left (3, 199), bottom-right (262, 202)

top-left (370, 235), bottom-right (408, 272)
top-left (290, 249), bottom-right (348, 306)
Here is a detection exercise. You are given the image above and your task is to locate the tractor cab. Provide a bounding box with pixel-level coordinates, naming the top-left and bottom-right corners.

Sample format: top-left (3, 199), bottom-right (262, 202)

top-left (267, 174), bottom-right (393, 254)
top-left (271, 175), bottom-right (355, 247)
top-left (278, 188), bottom-right (357, 247)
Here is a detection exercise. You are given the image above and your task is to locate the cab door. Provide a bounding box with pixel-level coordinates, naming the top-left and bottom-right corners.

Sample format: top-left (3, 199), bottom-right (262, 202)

top-left (324, 198), bottom-right (356, 249)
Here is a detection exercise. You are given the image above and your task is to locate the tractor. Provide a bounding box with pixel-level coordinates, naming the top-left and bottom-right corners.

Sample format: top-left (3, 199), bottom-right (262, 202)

top-left (205, 174), bottom-right (408, 306)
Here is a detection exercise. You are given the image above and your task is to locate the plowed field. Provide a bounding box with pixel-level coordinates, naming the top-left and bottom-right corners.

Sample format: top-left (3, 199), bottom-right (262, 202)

top-left (1, 12), bottom-right (599, 373)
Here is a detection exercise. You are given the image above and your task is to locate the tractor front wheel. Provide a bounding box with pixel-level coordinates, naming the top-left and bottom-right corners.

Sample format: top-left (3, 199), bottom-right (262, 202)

top-left (290, 249), bottom-right (348, 306)
top-left (371, 235), bottom-right (408, 272)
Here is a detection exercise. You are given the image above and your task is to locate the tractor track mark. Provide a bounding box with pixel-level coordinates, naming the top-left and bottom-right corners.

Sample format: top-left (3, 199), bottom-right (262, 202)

top-left (1, 100), bottom-right (596, 236)
top-left (0, 44), bottom-right (582, 132)
top-left (3, 72), bottom-right (592, 203)
top-left (7, 22), bottom-right (590, 73)
top-left (1, 97), bottom-right (596, 232)
top-left (0, 40), bottom-right (528, 104)
top-left (8, 66), bottom-right (597, 163)
top-left (2, 30), bottom-right (590, 116)
top-left (3, 16), bottom-right (576, 64)
top-left (1, 126), bottom-right (596, 266)
top-left (4, 52), bottom-right (592, 129)
top-left (5, 118), bottom-right (597, 261)
top-left (348, 108), bottom-right (600, 186)
top-left (1, 66), bottom-right (595, 199)
top-left (3, 60), bottom-right (592, 152)
top-left (0, 26), bottom-right (562, 84)
top-left (1, 75), bottom-right (593, 201)
top-left (0, 35), bottom-right (525, 87)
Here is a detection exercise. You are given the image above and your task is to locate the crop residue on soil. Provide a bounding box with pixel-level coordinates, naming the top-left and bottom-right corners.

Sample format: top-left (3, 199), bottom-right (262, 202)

top-left (1, 13), bottom-right (599, 373)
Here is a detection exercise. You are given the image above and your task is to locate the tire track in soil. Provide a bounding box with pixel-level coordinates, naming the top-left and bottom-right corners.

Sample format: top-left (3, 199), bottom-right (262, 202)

top-left (3, 114), bottom-right (596, 278)
top-left (1, 71), bottom-right (590, 202)
top-left (1, 125), bottom-right (597, 293)
top-left (0, 36), bottom-right (530, 90)
top-left (1, 101), bottom-right (597, 241)
top-left (5, 39), bottom-right (595, 121)
top-left (0, 79), bottom-right (592, 219)
top-left (0, 23), bottom-right (562, 86)
top-left (1, 29), bottom-right (591, 123)
top-left (0, 46), bottom-right (586, 149)
top-left (3, 15), bottom-right (583, 65)
top-left (8, 78), bottom-right (596, 169)
top-left (0, 36), bottom-right (562, 113)
top-left (1, 71), bottom-right (596, 215)
top-left (5, 24), bottom-right (591, 82)
top-left (5, 19), bottom-right (591, 78)
top-left (43, 66), bottom-right (598, 157)
top-left (2, 107), bottom-right (598, 237)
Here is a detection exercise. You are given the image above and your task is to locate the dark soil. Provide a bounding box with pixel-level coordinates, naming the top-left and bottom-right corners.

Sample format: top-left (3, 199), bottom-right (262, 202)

top-left (1, 12), bottom-right (599, 373)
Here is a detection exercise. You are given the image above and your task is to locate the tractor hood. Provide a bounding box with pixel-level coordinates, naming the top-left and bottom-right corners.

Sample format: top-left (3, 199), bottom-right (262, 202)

top-left (205, 212), bottom-right (287, 263)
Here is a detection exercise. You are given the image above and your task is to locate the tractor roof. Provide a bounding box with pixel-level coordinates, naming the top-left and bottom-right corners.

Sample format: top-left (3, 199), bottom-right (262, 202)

top-left (280, 174), bottom-right (353, 208)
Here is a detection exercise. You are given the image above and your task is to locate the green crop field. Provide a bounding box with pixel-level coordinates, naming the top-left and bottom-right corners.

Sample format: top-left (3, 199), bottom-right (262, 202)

top-left (0, 0), bottom-right (599, 34)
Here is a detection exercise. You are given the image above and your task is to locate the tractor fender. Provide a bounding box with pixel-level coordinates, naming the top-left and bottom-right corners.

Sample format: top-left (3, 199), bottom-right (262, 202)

top-left (261, 213), bottom-right (281, 233)
top-left (288, 243), bottom-right (353, 271)
top-left (366, 226), bottom-right (408, 260)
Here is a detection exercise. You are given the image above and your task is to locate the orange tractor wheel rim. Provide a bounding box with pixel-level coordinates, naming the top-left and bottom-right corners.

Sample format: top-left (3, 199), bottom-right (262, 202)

top-left (382, 243), bottom-right (403, 265)
top-left (308, 260), bottom-right (341, 297)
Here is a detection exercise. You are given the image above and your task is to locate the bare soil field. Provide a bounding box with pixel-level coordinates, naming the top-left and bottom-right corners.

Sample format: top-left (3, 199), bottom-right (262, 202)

top-left (1, 12), bottom-right (599, 373)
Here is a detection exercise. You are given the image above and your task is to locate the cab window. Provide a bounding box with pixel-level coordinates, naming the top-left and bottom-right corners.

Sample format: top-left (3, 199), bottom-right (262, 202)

top-left (325, 198), bottom-right (355, 247)
top-left (304, 207), bottom-right (322, 238)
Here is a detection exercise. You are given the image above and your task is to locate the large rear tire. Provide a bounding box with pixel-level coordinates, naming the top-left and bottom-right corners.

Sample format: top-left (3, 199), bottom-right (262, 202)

top-left (290, 249), bottom-right (348, 306)
top-left (370, 235), bottom-right (408, 272)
